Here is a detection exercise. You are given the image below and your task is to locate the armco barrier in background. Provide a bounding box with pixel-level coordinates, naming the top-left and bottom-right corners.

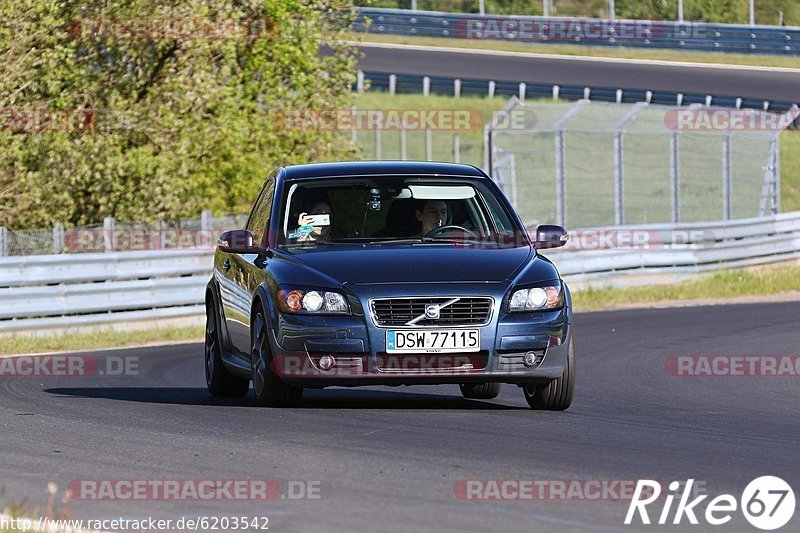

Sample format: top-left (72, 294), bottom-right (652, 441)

top-left (355, 7), bottom-right (800, 56)
top-left (1, 212), bottom-right (799, 334)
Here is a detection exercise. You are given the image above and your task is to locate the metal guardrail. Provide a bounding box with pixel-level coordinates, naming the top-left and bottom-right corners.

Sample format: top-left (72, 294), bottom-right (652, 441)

top-left (358, 71), bottom-right (800, 119)
top-left (355, 7), bottom-right (800, 56)
top-left (1, 212), bottom-right (799, 333)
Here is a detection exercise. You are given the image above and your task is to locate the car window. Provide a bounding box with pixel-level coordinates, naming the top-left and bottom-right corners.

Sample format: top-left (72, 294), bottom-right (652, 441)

top-left (280, 177), bottom-right (520, 245)
top-left (246, 177), bottom-right (275, 246)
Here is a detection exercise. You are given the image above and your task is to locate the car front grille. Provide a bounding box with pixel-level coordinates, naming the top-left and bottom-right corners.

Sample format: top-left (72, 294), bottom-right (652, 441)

top-left (370, 297), bottom-right (493, 327)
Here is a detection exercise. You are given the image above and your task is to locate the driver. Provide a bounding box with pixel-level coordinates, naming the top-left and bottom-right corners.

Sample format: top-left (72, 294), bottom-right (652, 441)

top-left (415, 200), bottom-right (449, 236)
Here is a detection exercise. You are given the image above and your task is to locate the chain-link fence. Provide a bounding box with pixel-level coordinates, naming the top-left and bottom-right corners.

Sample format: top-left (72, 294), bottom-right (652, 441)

top-left (486, 98), bottom-right (783, 229)
top-left (0, 212), bottom-right (248, 256)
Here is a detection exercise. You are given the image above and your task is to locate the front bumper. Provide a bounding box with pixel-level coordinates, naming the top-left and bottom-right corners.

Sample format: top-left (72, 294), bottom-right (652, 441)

top-left (268, 292), bottom-right (571, 387)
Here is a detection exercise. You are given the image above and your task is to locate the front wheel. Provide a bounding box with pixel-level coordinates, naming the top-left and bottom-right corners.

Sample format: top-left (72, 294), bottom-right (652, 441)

top-left (205, 301), bottom-right (249, 397)
top-left (523, 335), bottom-right (575, 410)
top-left (251, 308), bottom-right (303, 408)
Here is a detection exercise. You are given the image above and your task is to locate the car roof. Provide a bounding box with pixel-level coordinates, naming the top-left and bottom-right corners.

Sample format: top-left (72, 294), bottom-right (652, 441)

top-left (282, 161), bottom-right (487, 180)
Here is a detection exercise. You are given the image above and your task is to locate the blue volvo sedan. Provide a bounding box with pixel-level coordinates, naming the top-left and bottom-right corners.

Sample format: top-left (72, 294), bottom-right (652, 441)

top-left (206, 161), bottom-right (574, 409)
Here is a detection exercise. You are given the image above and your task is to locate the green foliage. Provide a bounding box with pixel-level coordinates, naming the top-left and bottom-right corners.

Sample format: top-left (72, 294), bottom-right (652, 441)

top-left (0, 0), bottom-right (359, 227)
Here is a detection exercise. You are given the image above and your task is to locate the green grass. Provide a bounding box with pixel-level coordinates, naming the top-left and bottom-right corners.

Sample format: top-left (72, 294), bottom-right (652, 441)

top-left (0, 325), bottom-right (204, 356)
top-left (355, 34), bottom-right (800, 69)
top-left (572, 266), bottom-right (800, 310)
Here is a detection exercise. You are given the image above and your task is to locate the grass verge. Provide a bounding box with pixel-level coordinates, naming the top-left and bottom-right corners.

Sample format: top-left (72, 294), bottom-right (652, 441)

top-left (0, 325), bottom-right (204, 356)
top-left (572, 266), bottom-right (800, 311)
top-left (355, 34), bottom-right (800, 69)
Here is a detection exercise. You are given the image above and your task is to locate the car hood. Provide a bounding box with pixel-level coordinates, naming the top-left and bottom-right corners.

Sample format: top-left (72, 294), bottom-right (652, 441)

top-left (281, 244), bottom-right (534, 285)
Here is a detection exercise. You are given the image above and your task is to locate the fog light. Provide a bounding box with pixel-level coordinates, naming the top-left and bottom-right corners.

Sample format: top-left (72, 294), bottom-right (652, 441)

top-left (523, 352), bottom-right (537, 367)
top-left (318, 355), bottom-right (336, 370)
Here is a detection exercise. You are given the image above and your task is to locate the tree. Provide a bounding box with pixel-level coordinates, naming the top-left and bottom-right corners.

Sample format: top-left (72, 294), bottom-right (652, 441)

top-left (0, 0), bottom-right (359, 228)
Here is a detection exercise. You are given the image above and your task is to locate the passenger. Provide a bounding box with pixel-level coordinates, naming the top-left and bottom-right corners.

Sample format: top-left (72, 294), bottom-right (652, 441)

top-left (295, 200), bottom-right (334, 242)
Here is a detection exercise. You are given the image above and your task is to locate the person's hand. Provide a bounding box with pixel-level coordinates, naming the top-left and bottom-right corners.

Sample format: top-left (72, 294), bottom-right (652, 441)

top-left (297, 212), bottom-right (314, 227)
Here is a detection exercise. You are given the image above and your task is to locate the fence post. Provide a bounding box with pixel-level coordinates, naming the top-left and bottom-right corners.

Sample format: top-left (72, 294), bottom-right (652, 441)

top-left (103, 216), bottom-right (115, 252)
top-left (356, 71), bottom-right (365, 93)
top-left (52, 223), bottom-right (65, 254)
top-left (613, 102), bottom-right (646, 226)
top-left (375, 128), bottom-right (382, 160)
top-left (613, 132), bottom-right (624, 225)
top-left (553, 100), bottom-right (588, 226)
top-left (670, 132), bottom-right (680, 223)
top-left (722, 134), bottom-right (732, 220)
top-left (0, 227), bottom-right (7, 256)
top-left (400, 127), bottom-right (407, 160)
top-left (426, 128), bottom-right (433, 161)
top-left (773, 133), bottom-right (781, 214)
top-left (555, 129), bottom-right (566, 226)
top-left (454, 134), bottom-right (461, 164)
top-left (201, 210), bottom-right (212, 249)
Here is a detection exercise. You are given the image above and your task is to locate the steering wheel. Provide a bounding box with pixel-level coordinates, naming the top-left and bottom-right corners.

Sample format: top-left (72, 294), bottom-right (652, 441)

top-left (424, 225), bottom-right (479, 240)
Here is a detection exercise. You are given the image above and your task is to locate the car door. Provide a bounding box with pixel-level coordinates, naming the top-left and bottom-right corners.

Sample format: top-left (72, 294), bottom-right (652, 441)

top-left (222, 175), bottom-right (276, 357)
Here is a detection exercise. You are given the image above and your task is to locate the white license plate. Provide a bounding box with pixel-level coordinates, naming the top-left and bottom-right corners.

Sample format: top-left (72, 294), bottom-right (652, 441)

top-left (386, 329), bottom-right (480, 353)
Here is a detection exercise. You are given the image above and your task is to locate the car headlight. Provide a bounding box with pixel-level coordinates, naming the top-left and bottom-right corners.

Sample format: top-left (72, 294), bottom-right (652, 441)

top-left (278, 289), bottom-right (350, 314)
top-left (508, 284), bottom-right (563, 312)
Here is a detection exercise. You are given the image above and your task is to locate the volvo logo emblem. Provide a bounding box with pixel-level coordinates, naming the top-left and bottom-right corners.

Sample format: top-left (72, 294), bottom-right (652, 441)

top-left (424, 304), bottom-right (440, 320)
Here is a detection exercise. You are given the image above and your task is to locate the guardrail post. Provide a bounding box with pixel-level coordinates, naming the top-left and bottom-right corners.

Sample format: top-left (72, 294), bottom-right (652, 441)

top-left (519, 83), bottom-right (526, 101)
top-left (103, 216), bottom-right (115, 252)
top-left (722, 133), bottom-right (732, 220)
top-left (52, 223), bottom-right (65, 254)
top-left (388, 74), bottom-right (396, 95)
top-left (422, 76), bottom-right (430, 96)
top-left (488, 80), bottom-right (495, 98)
top-left (670, 132), bottom-right (680, 223)
top-left (454, 79), bottom-right (461, 98)
top-left (0, 227), bottom-right (7, 257)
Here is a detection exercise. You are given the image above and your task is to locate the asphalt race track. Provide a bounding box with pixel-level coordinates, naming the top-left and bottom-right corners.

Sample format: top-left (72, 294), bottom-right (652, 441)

top-left (1, 302), bottom-right (799, 532)
top-left (356, 43), bottom-right (800, 104)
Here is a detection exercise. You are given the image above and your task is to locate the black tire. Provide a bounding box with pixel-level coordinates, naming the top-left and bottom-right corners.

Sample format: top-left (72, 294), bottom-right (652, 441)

top-left (460, 382), bottom-right (501, 400)
top-left (523, 334), bottom-right (575, 411)
top-left (251, 307), bottom-right (303, 408)
top-left (205, 300), bottom-right (250, 397)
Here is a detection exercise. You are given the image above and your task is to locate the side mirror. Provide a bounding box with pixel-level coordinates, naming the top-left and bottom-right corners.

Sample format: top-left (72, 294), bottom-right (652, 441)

top-left (218, 230), bottom-right (263, 253)
top-left (533, 224), bottom-right (569, 249)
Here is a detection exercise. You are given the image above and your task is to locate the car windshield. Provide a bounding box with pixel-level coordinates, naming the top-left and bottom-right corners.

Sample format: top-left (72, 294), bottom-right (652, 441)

top-left (279, 176), bottom-right (522, 247)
